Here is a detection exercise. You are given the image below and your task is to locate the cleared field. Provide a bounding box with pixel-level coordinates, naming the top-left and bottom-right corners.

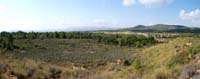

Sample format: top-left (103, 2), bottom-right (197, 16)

top-left (5, 39), bottom-right (136, 66)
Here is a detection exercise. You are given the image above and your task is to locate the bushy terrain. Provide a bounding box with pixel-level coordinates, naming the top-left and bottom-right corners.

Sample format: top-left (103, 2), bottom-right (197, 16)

top-left (0, 31), bottom-right (200, 79)
top-left (0, 38), bottom-right (135, 79)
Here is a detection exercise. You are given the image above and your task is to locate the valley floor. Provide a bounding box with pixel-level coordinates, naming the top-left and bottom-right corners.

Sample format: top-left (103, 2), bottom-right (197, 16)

top-left (0, 37), bottom-right (200, 79)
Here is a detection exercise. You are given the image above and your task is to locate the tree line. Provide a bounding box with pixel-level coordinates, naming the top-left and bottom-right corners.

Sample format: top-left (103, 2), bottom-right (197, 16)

top-left (0, 31), bottom-right (157, 50)
top-left (0, 32), bottom-right (14, 50)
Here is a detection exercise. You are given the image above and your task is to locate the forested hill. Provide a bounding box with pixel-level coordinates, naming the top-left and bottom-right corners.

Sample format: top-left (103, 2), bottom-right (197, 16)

top-left (116, 24), bottom-right (200, 33)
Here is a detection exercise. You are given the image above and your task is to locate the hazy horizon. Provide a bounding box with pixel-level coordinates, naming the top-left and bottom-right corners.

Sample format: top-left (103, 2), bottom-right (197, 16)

top-left (0, 0), bottom-right (200, 32)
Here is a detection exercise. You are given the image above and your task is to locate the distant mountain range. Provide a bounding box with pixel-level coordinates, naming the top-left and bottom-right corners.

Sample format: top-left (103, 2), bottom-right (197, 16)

top-left (115, 24), bottom-right (200, 33)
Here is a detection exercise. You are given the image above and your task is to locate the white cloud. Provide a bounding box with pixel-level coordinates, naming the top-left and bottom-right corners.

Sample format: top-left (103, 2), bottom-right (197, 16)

top-left (0, 5), bottom-right (7, 13)
top-left (180, 9), bottom-right (200, 21)
top-left (138, 0), bottom-right (173, 7)
top-left (122, 0), bottom-right (174, 7)
top-left (180, 9), bottom-right (200, 24)
top-left (122, 0), bottom-right (136, 6)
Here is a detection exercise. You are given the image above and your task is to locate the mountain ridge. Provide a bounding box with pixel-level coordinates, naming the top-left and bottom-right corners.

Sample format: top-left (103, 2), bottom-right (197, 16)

top-left (117, 24), bottom-right (200, 33)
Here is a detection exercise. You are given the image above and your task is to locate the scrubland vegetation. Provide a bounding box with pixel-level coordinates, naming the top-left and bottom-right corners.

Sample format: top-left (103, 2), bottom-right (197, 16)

top-left (0, 31), bottom-right (200, 79)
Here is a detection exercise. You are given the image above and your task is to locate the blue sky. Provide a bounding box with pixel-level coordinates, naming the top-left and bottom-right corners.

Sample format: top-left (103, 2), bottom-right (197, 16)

top-left (0, 0), bottom-right (200, 31)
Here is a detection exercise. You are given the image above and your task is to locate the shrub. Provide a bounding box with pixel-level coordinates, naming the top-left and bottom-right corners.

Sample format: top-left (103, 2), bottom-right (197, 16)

top-left (27, 68), bottom-right (36, 77)
top-left (132, 59), bottom-right (142, 71)
top-left (123, 60), bottom-right (132, 66)
top-left (156, 73), bottom-right (169, 79)
top-left (49, 67), bottom-right (62, 79)
top-left (0, 64), bottom-right (9, 74)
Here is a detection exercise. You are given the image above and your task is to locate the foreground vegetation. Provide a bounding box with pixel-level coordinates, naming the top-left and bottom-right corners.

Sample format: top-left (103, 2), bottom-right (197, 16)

top-left (0, 31), bottom-right (200, 79)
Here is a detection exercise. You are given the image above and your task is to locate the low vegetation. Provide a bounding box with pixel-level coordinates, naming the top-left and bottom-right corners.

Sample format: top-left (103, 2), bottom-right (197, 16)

top-left (0, 31), bottom-right (200, 79)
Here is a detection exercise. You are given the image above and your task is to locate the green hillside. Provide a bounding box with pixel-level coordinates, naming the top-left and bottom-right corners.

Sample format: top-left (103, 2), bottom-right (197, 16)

top-left (112, 37), bottom-right (200, 79)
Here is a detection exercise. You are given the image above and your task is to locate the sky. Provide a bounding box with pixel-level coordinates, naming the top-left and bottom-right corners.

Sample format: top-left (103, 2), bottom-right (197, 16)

top-left (0, 0), bottom-right (200, 32)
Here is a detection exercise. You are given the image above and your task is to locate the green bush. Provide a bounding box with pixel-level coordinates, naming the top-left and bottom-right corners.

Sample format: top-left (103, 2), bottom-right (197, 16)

top-left (132, 59), bottom-right (142, 71)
